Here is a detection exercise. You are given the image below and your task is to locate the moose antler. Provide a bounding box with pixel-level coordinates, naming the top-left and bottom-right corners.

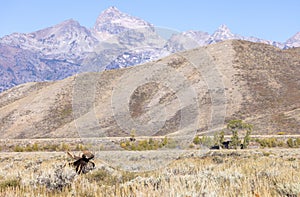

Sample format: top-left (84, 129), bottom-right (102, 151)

top-left (66, 151), bottom-right (95, 174)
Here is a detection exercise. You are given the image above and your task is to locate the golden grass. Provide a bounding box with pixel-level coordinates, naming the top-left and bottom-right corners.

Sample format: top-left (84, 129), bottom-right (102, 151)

top-left (0, 149), bottom-right (299, 196)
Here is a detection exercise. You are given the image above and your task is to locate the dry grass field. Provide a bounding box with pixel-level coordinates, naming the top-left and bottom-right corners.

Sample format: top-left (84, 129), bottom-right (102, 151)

top-left (0, 148), bottom-right (300, 197)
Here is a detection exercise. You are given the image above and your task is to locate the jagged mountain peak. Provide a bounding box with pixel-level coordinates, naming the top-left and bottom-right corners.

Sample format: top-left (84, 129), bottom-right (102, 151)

top-left (0, 17), bottom-right (98, 58)
top-left (55, 19), bottom-right (81, 28)
top-left (217, 24), bottom-right (231, 31)
top-left (32, 19), bottom-right (84, 37)
top-left (292, 32), bottom-right (300, 39)
top-left (285, 32), bottom-right (300, 48)
top-left (212, 24), bottom-right (235, 39)
top-left (93, 6), bottom-right (153, 35)
top-left (205, 24), bottom-right (242, 45)
top-left (101, 6), bottom-right (122, 16)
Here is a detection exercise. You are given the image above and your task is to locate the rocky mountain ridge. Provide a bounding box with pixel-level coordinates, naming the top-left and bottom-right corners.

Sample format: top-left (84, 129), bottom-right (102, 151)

top-left (0, 6), bottom-right (299, 92)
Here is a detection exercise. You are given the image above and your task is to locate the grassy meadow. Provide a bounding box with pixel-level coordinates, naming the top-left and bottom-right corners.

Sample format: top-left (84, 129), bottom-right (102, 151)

top-left (0, 148), bottom-right (300, 196)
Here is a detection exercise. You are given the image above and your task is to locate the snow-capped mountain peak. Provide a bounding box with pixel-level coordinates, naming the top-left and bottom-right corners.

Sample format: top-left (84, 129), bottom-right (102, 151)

top-left (217, 24), bottom-right (231, 32)
top-left (99, 6), bottom-right (123, 18)
top-left (0, 18), bottom-right (98, 57)
top-left (93, 6), bottom-right (154, 36)
top-left (0, 6), bottom-right (299, 93)
top-left (211, 24), bottom-right (235, 40)
top-left (285, 32), bottom-right (300, 48)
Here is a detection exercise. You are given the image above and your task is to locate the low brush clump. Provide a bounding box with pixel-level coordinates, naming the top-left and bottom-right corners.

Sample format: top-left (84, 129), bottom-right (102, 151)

top-left (120, 137), bottom-right (171, 151)
top-left (30, 164), bottom-right (77, 191)
top-left (6, 142), bottom-right (89, 152)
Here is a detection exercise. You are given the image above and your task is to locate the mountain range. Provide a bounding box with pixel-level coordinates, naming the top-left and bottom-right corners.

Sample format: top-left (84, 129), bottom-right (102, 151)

top-left (0, 6), bottom-right (299, 94)
top-left (0, 40), bottom-right (299, 138)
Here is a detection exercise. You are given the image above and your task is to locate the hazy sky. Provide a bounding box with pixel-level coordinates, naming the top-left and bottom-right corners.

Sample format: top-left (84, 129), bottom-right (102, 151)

top-left (1, 0), bottom-right (299, 42)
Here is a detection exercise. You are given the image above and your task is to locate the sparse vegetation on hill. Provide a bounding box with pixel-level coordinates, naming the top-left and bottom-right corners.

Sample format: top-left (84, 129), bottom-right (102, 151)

top-left (0, 40), bottom-right (299, 138)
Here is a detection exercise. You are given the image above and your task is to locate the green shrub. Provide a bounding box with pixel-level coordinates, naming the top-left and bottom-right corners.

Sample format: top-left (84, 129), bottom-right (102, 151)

top-left (287, 138), bottom-right (296, 148)
top-left (189, 144), bottom-right (195, 149)
top-left (86, 169), bottom-right (118, 186)
top-left (227, 119), bottom-right (253, 149)
top-left (75, 144), bottom-right (86, 151)
top-left (0, 178), bottom-right (20, 189)
top-left (213, 131), bottom-right (225, 147)
top-left (13, 145), bottom-right (24, 152)
top-left (86, 169), bottom-right (138, 186)
top-left (193, 135), bottom-right (200, 145)
top-left (162, 136), bottom-right (168, 146)
top-left (60, 143), bottom-right (70, 151)
top-left (287, 157), bottom-right (296, 161)
top-left (277, 132), bottom-right (286, 135)
top-left (120, 137), bottom-right (173, 151)
top-left (43, 144), bottom-right (60, 151)
top-left (256, 138), bottom-right (280, 148)
top-left (242, 129), bottom-right (251, 149)
top-left (262, 151), bottom-right (271, 156)
top-left (24, 144), bottom-right (33, 152)
top-left (200, 136), bottom-right (214, 147)
top-left (32, 143), bottom-right (39, 151)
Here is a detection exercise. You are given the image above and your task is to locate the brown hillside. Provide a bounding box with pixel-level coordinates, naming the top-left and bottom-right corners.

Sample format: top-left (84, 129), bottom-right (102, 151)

top-left (0, 40), bottom-right (299, 138)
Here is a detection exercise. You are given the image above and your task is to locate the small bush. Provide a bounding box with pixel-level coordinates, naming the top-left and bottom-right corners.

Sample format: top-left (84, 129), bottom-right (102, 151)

top-left (60, 143), bottom-right (70, 151)
top-left (277, 132), bottom-right (286, 135)
top-left (193, 135), bottom-right (200, 145)
top-left (287, 138), bottom-right (297, 148)
top-left (75, 144), bottom-right (87, 151)
top-left (164, 138), bottom-right (177, 149)
top-left (121, 171), bottom-right (138, 183)
top-left (120, 142), bottom-right (127, 149)
top-left (25, 144), bottom-right (33, 152)
top-left (287, 157), bottom-right (296, 161)
top-left (120, 137), bottom-right (173, 151)
top-left (87, 169), bottom-right (138, 187)
top-left (256, 138), bottom-right (280, 148)
top-left (262, 152), bottom-right (271, 157)
top-left (162, 136), bottom-right (168, 146)
top-left (0, 178), bottom-right (21, 189)
top-left (200, 136), bottom-right (214, 147)
top-left (13, 145), bottom-right (24, 152)
top-left (43, 144), bottom-right (60, 151)
top-left (33, 164), bottom-right (76, 191)
top-left (189, 144), bottom-right (195, 149)
top-left (32, 143), bottom-right (39, 151)
top-left (86, 169), bottom-right (118, 186)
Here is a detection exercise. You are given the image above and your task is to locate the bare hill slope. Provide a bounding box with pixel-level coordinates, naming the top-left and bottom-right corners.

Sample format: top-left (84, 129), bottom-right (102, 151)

top-left (0, 40), bottom-right (299, 138)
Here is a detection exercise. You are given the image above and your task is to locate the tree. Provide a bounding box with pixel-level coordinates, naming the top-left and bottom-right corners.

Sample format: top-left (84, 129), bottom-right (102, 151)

top-left (227, 120), bottom-right (253, 149)
top-left (213, 131), bottom-right (225, 148)
top-left (230, 129), bottom-right (240, 149)
top-left (219, 131), bottom-right (225, 147)
top-left (242, 128), bottom-right (252, 149)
